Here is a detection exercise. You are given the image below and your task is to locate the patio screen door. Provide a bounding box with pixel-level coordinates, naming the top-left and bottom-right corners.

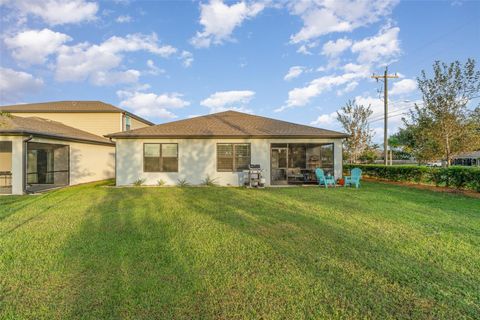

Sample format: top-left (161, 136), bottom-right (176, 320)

top-left (271, 147), bottom-right (287, 185)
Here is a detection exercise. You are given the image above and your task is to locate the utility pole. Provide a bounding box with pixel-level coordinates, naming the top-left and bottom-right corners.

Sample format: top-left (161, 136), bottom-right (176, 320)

top-left (371, 67), bottom-right (398, 165)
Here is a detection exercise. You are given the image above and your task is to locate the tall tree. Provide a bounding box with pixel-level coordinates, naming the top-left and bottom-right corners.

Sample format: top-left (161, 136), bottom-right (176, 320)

top-left (337, 100), bottom-right (373, 163)
top-left (404, 59), bottom-right (480, 165)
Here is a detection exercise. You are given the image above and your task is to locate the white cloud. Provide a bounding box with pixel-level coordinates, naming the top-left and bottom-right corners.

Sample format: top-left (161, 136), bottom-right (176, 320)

top-left (336, 81), bottom-right (358, 95)
top-left (280, 23), bottom-right (402, 111)
top-left (116, 15), bottom-right (132, 23)
top-left (321, 37), bottom-right (352, 58)
top-left (289, 0), bottom-right (399, 43)
top-left (342, 62), bottom-right (370, 73)
top-left (290, 7), bottom-right (351, 43)
top-left (279, 69), bottom-right (370, 111)
top-left (55, 33), bottom-right (177, 85)
top-left (190, 0), bottom-right (266, 48)
top-left (310, 111), bottom-right (338, 129)
top-left (117, 90), bottom-right (190, 119)
top-left (90, 69), bottom-right (140, 86)
top-left (180, 50), bottom-right (194, 68)
top-left (200, 90), bottom-right (255, 113)
top-left (390, 78), bottom-right (417, 95)
top-left (284, 66), bottom-right (305, 81)
top-left (351, 26), bottom-right (401, 65)
top-left (0, 67), bottom-right (43, 104)
top-left (4, 28), bottom-right (71, 65)
top-left (296, 41), bottom-right (318, 55)
top-left (146, 59), bottom-right (165, 75)
top-left (4, 0), bottom-right (98, 25)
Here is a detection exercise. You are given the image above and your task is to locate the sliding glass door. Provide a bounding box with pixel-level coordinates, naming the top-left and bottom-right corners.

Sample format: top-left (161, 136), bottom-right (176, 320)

top-left (271, 147), bottom-right (288, 185)
top-left (270, 143), bottom-right (334, 185)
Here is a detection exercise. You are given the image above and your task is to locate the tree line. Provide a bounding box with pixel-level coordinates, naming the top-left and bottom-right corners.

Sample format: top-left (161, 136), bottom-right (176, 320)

top-left (338, 58), bottom-right (480, 166)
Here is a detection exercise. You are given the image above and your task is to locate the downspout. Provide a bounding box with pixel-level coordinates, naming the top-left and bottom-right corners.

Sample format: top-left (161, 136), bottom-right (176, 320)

top-left (22, 135), bottom-right (33, 194)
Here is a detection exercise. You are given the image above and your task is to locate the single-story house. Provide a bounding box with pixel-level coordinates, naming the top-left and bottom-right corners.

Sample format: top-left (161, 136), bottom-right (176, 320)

top-left (106, 111), bottom-right (348, 187)
top-left (0, 115), bottom-right (116, 194)
top-left (452, 150), bottom-right (480, 167)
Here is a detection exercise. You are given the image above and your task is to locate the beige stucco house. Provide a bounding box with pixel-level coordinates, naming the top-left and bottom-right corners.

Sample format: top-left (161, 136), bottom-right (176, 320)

top-left (107, 111), bottom-right (348, 187)
top-left (0, 101), bottom-right (153, 195)
top-left (0, 101), bottom-right (153, 136)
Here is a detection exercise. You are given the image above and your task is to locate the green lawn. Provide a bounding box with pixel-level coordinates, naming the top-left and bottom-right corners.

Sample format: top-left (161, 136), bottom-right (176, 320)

top-left (0, 182), bottom-right (479, 319)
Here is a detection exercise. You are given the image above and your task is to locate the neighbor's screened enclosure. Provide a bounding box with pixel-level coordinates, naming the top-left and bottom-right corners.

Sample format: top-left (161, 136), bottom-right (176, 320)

top-left (26, 142), bottom-right (69, 192)
top-left (143, 143), bottom-right (178, 172)
top-left (0, 141), bottom-right (12, 194)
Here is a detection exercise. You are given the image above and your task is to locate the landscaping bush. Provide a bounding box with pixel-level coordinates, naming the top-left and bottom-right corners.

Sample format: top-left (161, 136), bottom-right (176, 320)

top-left (344, 164), bottom-right (480, 192)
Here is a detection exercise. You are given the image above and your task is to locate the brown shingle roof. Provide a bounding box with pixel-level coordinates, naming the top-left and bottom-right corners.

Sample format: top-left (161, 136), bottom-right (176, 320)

top-left (0, 115), bottom-right (114, 146)
top-left (106, 111), bottom-right (348, 139)
top-left (0, 101), bottom-right (154, 125)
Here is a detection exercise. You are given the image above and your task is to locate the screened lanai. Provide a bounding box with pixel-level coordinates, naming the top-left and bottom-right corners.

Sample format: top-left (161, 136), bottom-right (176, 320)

top-left (0, 141), bottom-right (12, 194)
top-left (26, 142), bottom-right (70, 193)
top-left (270, 143), bottom-right (334, 185)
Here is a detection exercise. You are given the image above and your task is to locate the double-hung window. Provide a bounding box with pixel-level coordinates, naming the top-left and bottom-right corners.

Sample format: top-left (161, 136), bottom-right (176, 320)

top-left (217, 143), bottom-right (251, 172)
top-left (143, 143), bottom-right (178, 172)
top-left (125, 115), bottom-right (131, 131)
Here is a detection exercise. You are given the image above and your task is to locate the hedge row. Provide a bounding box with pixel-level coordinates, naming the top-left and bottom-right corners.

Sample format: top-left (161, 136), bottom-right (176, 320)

top-left (344, 164), bottom-right (480, 192)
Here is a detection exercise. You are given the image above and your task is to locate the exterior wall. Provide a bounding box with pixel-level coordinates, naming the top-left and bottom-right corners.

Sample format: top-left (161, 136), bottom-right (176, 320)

top-left (0, 135), bottom-right (24, 195)
top-left (30, 137), bottom-right (115, 185)
top-left (8, 112), bottom-right (122, 136)
top-left (129, 117), bottom-right (150, 130)
top-left (0, 143), bottom-right (12, 171)
top-left (0, 135), bottom-right (115, 194)
top-left (115, 138), bottom-right (343, 187)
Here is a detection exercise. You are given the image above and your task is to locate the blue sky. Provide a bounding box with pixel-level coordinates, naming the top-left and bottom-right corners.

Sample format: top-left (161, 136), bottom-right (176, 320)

top-left (1, 0), bottom-right (479, 141)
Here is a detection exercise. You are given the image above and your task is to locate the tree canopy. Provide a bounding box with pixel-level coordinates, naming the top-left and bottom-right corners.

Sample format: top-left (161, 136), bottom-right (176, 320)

top-left (402, 58), bottom-right (480, 165)
top-left (337, 100), bottom-right (373, 163)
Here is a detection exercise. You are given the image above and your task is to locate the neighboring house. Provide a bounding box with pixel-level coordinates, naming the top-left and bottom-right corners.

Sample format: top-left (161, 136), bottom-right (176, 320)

top-left (452, 150), bottom-right (480, 166)
top-left (106, 111), bottom-right (348, 187)
top-left (0, 115), bottom-right (115, 195)
top-left (0, 101), bottom-right (153, 136)
top-left (0, 100), bottom-right (154, 195)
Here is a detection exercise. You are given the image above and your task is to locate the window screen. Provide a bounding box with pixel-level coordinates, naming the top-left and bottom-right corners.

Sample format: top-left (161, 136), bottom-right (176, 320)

top-left (217, 144), bottom-right (250, 172)
top-left (143, 143), bottom-right (178, 172)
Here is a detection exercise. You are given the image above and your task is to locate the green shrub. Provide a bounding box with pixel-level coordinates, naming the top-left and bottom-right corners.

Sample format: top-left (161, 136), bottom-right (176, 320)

top-left (344, 164), bottom-right (480, 192)
top-left (177, 178), bottom-right (190, 187)
top-left (157, 179), bottom-right (166, 186)
top-left (133, 178), bottom-right (146, 186)
top-left (202, 175), bottom-right (218, 186)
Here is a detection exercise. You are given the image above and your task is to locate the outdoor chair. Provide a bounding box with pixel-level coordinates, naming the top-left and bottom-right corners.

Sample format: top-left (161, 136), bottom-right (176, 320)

top-left (344, 168), bottom-right (362, 188)
top-left (315, 168), bottom-right (336, 188)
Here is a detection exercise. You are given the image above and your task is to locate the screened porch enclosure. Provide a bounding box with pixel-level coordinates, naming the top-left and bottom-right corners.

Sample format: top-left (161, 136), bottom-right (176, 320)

top-left (26, 142), bottom-right (69, 193)
top-left (270, 143), bottom-right (334, 185)
top-left (0, 141), bottom-right (12, 194)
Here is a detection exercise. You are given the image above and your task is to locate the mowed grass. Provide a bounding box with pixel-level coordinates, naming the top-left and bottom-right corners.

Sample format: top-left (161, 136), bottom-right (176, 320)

top-left (0, 182), bottom-right (479, 319)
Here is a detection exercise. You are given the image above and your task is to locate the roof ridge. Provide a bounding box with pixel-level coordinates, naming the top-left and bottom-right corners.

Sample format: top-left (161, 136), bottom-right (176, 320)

top-left (105, 110), bottom-right (348, 138)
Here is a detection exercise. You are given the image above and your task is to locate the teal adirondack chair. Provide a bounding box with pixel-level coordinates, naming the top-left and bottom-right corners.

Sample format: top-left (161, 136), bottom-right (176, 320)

top-left (315, 168), bottom-right (336, 188)
top-left (344, 168), bottom-right (362, 188)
